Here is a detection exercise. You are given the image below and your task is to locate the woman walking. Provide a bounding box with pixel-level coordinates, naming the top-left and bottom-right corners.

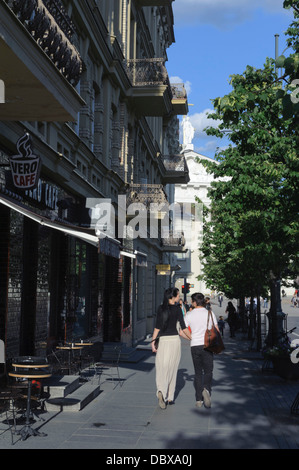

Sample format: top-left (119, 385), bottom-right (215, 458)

top-left (184, 292), bottom-right (220, 408)
top-left (226, 301), bottom-right (238, 337)
top-left (151, 287), bottom-right (191, 409)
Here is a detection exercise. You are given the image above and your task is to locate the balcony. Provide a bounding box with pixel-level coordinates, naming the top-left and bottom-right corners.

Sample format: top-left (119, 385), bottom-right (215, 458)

top-left (123, 58), bottom-right (173, 116)
top-left (126, 183), bottom-right (168, 209)
top-left (161, 230), bottom-right (187, 253)
top-left (0, 0), bottom-right (84, 121)
top-left (171, 83), bottom-right (189, 115)
top-left (161, 154), bottom-right (190, 184)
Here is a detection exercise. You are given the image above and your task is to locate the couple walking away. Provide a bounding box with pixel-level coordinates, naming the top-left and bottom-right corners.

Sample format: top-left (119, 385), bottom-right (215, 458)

top-left (151, 288), bottom-right (219, 409)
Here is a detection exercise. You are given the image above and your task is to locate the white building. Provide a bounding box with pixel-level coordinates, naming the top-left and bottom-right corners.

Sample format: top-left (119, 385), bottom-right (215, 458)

top-left (173, 117), bottom-right (217, 300)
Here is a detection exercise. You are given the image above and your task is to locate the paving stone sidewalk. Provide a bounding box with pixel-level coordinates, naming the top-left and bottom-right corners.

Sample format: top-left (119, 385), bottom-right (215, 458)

top-left (1, 298), bottom-right (299, 450)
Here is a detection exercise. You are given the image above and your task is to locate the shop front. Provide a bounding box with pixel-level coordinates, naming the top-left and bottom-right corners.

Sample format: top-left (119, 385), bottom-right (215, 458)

top-left (0, 143), bottom-right (127, 360)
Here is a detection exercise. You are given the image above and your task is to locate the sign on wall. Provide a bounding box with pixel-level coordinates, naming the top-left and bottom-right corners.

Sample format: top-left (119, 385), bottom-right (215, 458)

top-left (9, 133), bottom-right (41, 190)
top-left (156, 264), bottom-right (171, 275)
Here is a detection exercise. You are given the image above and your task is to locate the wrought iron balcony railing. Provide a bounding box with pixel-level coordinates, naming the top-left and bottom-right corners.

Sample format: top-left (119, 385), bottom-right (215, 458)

top-left (171, 83), bottom-right (187, 100)
top-left (5, 0), bottom-right (82, 86)
top-left (161, 154), bottom-right (189, 184)
top-left (123, 58), bottom-right (170, 88)
top-left (126, 183), bottom-right (168, 208)
top-left (161, 230), bottom-right (186, 248)
top-left (162, 154), bottom-right (188, 172)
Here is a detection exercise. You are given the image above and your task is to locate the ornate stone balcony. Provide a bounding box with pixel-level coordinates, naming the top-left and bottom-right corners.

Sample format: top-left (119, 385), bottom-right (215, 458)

top-left (124, 58), bottom-right (168, 86)
top-left (0, 0), bottom-right (84, 121)
top-left (161, 154), bottom-right (190, 184)
top-left (161, 230), bottom-right (186, 252)
top-left (6, 0), bottom-right (82, 86)
top-left (171, 83), bottom-right (189, 115)
top-left (123, 58), bottom-right (173, 116)
top-left (126, 183), bottom-right (168, 208)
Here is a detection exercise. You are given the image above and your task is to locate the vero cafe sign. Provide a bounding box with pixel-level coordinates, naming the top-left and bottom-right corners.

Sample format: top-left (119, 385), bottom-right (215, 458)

top-left (9, 133), bottom-right (41, 190)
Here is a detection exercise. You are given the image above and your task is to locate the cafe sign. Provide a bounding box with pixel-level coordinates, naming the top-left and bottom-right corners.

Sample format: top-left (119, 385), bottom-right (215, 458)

top-left (156, 264), bottom-right (171, 275)
top-left (9, 133), bottom-right (41, 190)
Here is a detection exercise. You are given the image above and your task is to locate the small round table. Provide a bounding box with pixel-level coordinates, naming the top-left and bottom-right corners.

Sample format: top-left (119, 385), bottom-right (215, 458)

top-left (9, 357), bottom-right (51, 441)
top-left (75, 342), bottom-right (93, 374)
top-left (56, 345), bottom-right (83, 374)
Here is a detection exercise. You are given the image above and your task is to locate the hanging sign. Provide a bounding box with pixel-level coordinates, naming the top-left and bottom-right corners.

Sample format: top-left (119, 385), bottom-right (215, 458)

top-left (9, 133), bottom-right (41, 190)
top-left (156, 264), bottom-right (171, 275)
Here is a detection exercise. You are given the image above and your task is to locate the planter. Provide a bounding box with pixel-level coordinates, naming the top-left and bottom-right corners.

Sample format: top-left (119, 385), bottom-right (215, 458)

top-left (271, 357), bottom-right (299, 380)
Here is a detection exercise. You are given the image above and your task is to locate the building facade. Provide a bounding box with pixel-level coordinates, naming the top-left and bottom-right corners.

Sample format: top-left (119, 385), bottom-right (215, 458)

top-left (0, 0), bottom-right (189, 361)
top-left (174, 148), bottom-right (216, 301)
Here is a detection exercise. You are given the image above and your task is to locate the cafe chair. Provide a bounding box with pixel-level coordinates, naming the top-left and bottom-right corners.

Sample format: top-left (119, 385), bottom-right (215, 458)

top-left (15, 379), bottom-right (49, 422)
top-left (93, 346), bottom-right (122, 388)
top-left (47, 350), bottom-right (71, 375)
top-left (0, 389), bottom-right (20, 445)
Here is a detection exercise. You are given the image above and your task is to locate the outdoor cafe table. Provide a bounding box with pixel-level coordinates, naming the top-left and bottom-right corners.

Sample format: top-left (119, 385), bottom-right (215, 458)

top-left (9, 357), bottom-right (51, 440)
top-left (75, 342), bottom-right (93, 373)
top-left (56, 344), bottom-right (83, 374)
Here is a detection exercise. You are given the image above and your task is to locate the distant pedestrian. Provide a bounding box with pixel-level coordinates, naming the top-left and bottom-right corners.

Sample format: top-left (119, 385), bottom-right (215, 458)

top-left (183, 292), bottom-right (220, 409)
top-left (218, 294), bottom-right (223, 307)
top-left (225, 301), bottom-right (238, 338)
top-left (218, 316), bottom-right (225, 336)
top-left (151, 287), bottom-right (191, 409)
top-left (205, 296), bottom-right (211, 310)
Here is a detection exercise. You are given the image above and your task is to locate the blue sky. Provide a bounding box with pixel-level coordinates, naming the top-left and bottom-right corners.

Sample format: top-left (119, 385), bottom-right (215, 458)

top-left (167, 0), bottom-right (294, 158)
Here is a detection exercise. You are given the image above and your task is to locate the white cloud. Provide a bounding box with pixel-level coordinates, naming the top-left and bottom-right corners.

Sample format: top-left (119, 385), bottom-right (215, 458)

top-left (173, 0), bottom-right (290, 29)
top-left (195, 140), bottom-right (221, 157)
top-left (170, 76), bottom-right (192, 95)
top-left (188, 109), bottom-right (222, 137)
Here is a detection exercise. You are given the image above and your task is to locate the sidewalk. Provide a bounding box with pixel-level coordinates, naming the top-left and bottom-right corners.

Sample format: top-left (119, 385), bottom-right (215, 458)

top-left (1, 301), bottom-right (299, 450)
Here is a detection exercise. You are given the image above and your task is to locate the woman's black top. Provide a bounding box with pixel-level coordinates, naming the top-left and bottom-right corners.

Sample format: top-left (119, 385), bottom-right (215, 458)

top-left (155, 304), bottom-right (186, 336)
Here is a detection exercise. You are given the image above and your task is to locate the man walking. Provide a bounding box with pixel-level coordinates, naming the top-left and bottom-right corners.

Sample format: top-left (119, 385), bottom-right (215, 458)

top-left (183, 292), bottom-right (220, 408)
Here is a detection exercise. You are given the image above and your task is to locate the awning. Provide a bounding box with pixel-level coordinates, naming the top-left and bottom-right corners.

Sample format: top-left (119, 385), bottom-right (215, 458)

top-left (134, 250), bottom-right (148, 267)
top-left (98, 235), bottom-right (120, 259)
top-left (0, 194), bottom-right (99, 247)
top-left (120, 250), bottom-right (136, 259)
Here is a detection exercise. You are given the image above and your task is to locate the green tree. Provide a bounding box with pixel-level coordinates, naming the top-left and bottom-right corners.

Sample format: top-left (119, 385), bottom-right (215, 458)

top-left (276, 1), bottom-right (299, 119)
top-left (197, 57), bottom-right (298, 347)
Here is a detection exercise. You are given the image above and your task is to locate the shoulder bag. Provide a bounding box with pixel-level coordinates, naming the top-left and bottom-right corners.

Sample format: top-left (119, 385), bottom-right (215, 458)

top-left (204, 310), bottom-right (225, 354)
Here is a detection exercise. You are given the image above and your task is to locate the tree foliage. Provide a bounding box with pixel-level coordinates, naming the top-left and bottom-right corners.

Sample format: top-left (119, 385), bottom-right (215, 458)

top-left (276, 1), bottom-right (299, 118)
top-left (195, 1), bottom-right (299, 347)
top-left (196, 64), bottom-right (298, 302)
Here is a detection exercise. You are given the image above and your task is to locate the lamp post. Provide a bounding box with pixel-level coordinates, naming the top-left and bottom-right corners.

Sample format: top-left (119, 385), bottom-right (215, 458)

top-left (266, 273), bottom-right (286, 347)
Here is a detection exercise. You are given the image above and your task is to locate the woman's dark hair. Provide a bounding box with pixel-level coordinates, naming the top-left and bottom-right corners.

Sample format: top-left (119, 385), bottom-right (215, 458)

top-left (161, 287), bottom-right (179, 310)
top-left (191, 292), bottom-right (206, 307)
top-left (160, 287), bottom-right (179, 330)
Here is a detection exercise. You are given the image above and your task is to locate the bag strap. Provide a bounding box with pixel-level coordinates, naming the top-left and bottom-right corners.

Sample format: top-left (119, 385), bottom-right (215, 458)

top-left (207, 310), bottom-right (215, 329)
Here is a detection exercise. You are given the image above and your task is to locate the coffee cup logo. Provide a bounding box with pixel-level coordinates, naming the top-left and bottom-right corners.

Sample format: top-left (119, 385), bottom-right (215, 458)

top-left (10, 133), bottom-right (41, 189)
